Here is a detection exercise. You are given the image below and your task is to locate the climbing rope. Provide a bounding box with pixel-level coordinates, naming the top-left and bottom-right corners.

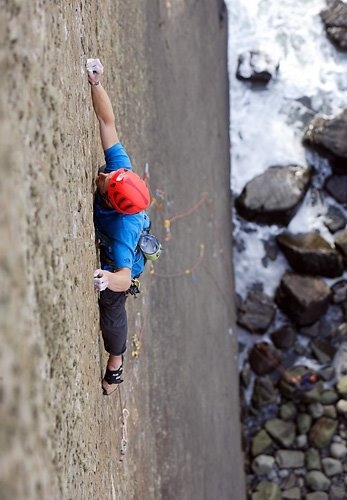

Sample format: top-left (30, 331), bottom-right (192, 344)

top-left (148, 242), bottom-right (205, 278)
top-left (117, 387), bottom-right (129, 463)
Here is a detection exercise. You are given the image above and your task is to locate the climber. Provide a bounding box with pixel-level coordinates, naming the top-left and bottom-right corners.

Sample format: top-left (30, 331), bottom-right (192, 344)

top-left (87, 58), bottom-right (151, 395)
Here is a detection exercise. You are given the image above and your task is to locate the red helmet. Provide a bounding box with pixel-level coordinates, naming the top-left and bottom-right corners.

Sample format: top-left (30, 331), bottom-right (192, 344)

top-left (107, 168), bottom-right (150, 214)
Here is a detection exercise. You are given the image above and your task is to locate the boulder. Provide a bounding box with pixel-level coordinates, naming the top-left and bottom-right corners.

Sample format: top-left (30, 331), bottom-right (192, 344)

top-left (237, 289), bottom-right (276, 333)
top-left (305, 471), bottom-right (331, 492)
top-left (275, 450), bottom-right (305, 469)
top-left (334, 230), bottom-right (347, 263)
top-left (333, 341), bottom-right (347, 379)
top-left (251, 454), bottom-right (275, 475)
top-left (321, 457), bottom-right (342, 477)
top-left (309, 417), bottom-right (338, 449)
top-left (249, 342), bottom-right (282, 375)
top-left (235, 166), bottom-right (312, 226)
top-left (271, 324), bottom-right (297, 349)
top-left (331, 280), bottom-right (347, 303)
top-left (320, 0), bottom-right (347, 50)
top-left (336, 374), bottom-right (347, 397)
top-left (305, 447), bottom-right (321, 470)
top-left (324, 204), bottom-right (347, 233)
top-left (276, 232), bottom-right (344, 278)
top-left (282, 488), bottom-right (301, 500)
top-left (251, 376), bottom-right (279, 408)
top-left (265, 418), bottom-right (296, 447)
top-left (324, 175), bottom-right (347, 203)
top-left (236, 50), bottom-right (279, 83)
top-left (275, 273), bottom-right (331, 326)
top-left (251, 481), bottom-right (281, 500)
top-left (303, 109), bottom-right (347, 161)
top-left (251, 429), bottom-right (273, 457)
top-left (305, 492), bottom-right (328, 500)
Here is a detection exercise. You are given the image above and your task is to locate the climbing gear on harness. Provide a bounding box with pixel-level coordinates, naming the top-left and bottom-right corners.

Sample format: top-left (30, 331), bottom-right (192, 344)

top-left (138, 233), bottom-right (162, 261)
top-left (126, 278), bottom-right (141, 297)
top-left (107, 168), bottom-right (150, 214)
top-left (102, 357), bottom-right (124, 395)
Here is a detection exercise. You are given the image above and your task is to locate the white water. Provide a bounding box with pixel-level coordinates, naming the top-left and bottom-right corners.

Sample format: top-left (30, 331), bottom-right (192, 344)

top-left (225, 0), bottom-right (347, 299)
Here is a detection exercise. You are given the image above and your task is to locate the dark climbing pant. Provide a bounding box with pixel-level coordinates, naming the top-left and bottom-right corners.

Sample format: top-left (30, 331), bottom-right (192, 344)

top-left (98, 289), bottom-right (127, 356)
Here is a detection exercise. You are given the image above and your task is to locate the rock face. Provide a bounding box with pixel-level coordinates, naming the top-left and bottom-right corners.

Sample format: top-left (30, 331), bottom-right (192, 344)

top-left (276, 232), bottom-right (344, 278)
top-left (236, 50), bottom-right (279, 83)
top-left (321, 0), bottom-right (347, 50)
top-left (275, 273), bottom-right (332, 326)
top-left (235, 166), bottom-right (312, 226)
top-left (303, 109), bottom-right (347, 161)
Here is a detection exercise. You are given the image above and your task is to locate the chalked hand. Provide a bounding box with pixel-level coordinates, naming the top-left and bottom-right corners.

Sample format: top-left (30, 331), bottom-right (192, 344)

top-left (93, 269), bottom-right (108, 291)
top-left (86, 58), bottom-right (104, 85)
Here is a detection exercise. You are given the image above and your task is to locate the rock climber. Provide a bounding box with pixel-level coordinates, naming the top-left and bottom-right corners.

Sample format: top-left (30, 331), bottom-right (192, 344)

top-left (87, 58), bottom-right (151, 395)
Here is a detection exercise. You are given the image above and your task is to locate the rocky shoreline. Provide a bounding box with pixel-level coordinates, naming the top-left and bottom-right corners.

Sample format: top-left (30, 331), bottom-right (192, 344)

top-left (234, 1), bottom-right (347, 498)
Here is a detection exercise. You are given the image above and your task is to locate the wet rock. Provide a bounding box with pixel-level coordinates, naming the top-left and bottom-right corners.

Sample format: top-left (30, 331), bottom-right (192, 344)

top-left (235, 166), bottom-right (312, 226)
top-left (334, 230), bottom-right (347, 263)
top-left (303, 109), bottom-right (347, 161)
top-left (271, 325), bottom-right (297, 349)
top-left (309, 417), bottom-right (338, 449)
top-left (251, 376), bottom-right (279, 408)
top-left (331, 280), bottom-right (347, 303)
top-left (251, 480), bottom-right (281, 500)
top-left (336, 374), bottom-right (347, 397)
top-left (251, 454), bottom-right (275, 475)
top-left (321, 457), bottom-right (342, 476)
top-left (324, 175), bottom-right (347, 204)
top-left (249, 342), bottom-right (282, 375)
top-left (324, 205), bottom-right (347, 233)
top-left (305, 447), bottom-right (321, 470)
top-left (305, 470), bottom-right (331, 491)
top-left (251, 429), bottom-right (273, 457)
top-left (321, 0), bottom-right (347, 50)
top-left (276, 232), bottom-right (344, 278)
top-left (237, 290), bottom-right (276, 333)
top-left (275, 450), bottom-right (305, 469)
top-left (265, 418), bottom-right (296, 447)
top-left (275, 273), bottom-right (331, 326)
top-left (236, 50), bottom-right (279, 83)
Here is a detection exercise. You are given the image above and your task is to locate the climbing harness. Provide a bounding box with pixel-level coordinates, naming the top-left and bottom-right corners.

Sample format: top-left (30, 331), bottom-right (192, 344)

top-left (126, 278), bottom-right (141, 297)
